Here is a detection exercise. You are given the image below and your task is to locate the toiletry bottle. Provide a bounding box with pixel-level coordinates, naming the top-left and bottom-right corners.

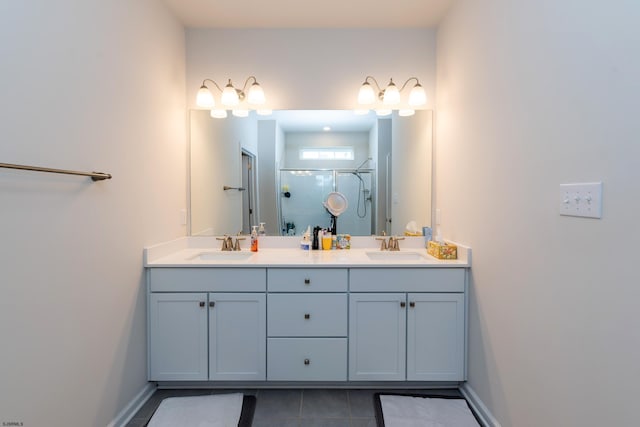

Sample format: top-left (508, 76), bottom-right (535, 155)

top-left (312, 226), bottom-right (321, 250)
top-left (258, 222), bottom-right (266, 236)
top-left (250, 225), bottom-right (259, 252)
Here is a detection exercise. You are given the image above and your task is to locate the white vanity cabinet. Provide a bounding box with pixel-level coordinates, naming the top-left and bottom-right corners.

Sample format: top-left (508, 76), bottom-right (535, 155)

top-left (148, 268), bottom-right (266, 381)
top-left (349, 268), bottom-right (466, 382)
top-left (149, 292), bottom-right (209, 381)
top-left (266, 268), bottom-right (348, 381)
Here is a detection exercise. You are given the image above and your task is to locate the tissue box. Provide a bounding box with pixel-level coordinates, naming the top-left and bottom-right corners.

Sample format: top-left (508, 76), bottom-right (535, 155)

top-left (427, 241), bottom-right (458, 260)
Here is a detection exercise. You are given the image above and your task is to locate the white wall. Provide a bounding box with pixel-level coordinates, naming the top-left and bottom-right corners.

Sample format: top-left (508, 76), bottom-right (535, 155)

top-left (0, 1), bottom-right (186, 426)
top-left (436, 0), bottom-right (640, 425)
top-left (186, 29), bottom-right (437, 110)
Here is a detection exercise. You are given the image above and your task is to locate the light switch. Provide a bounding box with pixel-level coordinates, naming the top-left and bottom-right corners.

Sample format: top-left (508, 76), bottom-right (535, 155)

top-left (559, 182), bottom-right (602, 218)
top-left (180, 209), bottom-right (187, 225)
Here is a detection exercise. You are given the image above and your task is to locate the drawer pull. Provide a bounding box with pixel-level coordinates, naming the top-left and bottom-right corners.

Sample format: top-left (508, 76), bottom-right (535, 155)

top-left (304, 313), bottom-right (310, 320)
top-left (209, 301), bottom-right (215, 308)
top-left (409, 301), bottom-right (415, 308)
top-left (199, 301), bottom-right (205, 307)
top-left (304, 358), bottom-right (310, 365)
top-left (304, 278), bottom-right (311, 285)
top-left (400, 301), bottom-right (406, 308)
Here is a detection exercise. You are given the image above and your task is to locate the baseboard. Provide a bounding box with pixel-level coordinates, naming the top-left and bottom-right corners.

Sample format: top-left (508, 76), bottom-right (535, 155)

top-left (460, 383), bottom-right (502, 427)
top-left (107, 382), bottom-right (157, 427)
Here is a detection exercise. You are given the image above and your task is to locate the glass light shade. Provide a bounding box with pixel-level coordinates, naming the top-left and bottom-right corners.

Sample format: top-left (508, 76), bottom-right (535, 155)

top-left (375, 109), bottom-right (392, 116)
top-left (382, 80), bottom-right (400, 105)
top-left (196, 85), bottom-right (215, 108)
top-left (354, 109), bottom-right (370, 115)
top-left (247, 83), bottom-right (266, 105)
top-left (221, 81), bottom-right (240, 107)
top-left (399, 109), bottom-right (415, 117)
top-left (358, 82), bottom-right (376, 105)
top-left (408, 83), bottom-right (427, 107)
top-left (232, 109), bottom-right (249, 118)
top-left (256, 109), bottom-right (273, 116)
top-left (210, 109), bottom-right (228, 119)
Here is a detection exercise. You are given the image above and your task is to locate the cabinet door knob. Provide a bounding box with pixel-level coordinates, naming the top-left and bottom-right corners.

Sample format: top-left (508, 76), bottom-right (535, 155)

top-left (304, 313), bottom-right (310, 320)
top-left (304, 358), bottom-right (310, 365)
top-left (209, 301), bottom-right (215, 308)
top-left (304, 278), bottom-right (311, 285)
top-left (409, 302), bottom-right (415, 308)
top-left (199, 301), bottom-right (205, 307)
top-left (400, 301), bottom-right (406, 308)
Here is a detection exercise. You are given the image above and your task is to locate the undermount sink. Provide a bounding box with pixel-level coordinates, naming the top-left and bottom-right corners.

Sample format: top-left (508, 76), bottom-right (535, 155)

top-left (190, 251), bottom-right (254, 261)
top-left (365, 251), bottom-right (426, 261)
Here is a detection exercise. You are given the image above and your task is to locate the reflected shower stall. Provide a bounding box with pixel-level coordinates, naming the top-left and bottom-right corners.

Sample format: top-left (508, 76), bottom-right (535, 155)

top-left (278, 168), bottom-right (375, 236)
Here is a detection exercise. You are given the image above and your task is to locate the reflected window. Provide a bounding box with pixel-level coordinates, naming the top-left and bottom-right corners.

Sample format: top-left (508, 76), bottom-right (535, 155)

top-left (299, 147), bottom-right (354, 160)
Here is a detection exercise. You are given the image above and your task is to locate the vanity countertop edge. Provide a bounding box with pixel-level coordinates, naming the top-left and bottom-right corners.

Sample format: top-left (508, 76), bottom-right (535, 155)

top-left (144, 236), bottom-right (471, 268)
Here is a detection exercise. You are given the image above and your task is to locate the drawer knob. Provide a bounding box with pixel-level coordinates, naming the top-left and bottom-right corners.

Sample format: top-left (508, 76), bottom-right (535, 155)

top-left (304, 313), bottom-right (310, 320)
top-left (209, 301), bottom-right (215, 308)
top-left (304, 278), bottom-right (311, 285)
top-left (400, 301), bottom-right (406, 308)
top-left (409, 301), bottom-right (415, 308)
top-left (304, 358), bottom-right (310, 365)
top-left (199, 301), bottom-right (205, 307)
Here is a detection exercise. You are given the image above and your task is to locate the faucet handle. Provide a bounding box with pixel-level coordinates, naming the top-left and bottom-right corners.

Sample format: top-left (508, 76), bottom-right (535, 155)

top-left (375, 236), bottom-right (388, 251)
top-left (233, 237), bottom-right (246, 251)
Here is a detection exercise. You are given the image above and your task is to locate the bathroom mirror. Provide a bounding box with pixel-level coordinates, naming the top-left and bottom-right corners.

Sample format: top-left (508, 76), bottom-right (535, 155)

top-left (189, 109), bottom-right (432, 237)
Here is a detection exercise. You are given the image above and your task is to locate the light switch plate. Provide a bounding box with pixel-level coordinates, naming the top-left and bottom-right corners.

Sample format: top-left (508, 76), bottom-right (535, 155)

top-left (559, 182), bottom-right (603, 218)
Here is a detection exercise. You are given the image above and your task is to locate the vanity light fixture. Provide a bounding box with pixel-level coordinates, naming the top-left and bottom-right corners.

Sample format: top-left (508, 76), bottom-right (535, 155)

top-left (357, 76), bottom-right (426, 116)
top-left (196, 76), bottom-right (268, 118)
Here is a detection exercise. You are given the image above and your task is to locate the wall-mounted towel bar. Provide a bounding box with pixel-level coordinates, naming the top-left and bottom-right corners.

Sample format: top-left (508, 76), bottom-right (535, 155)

top-left (223, 185), bottom-right (245, 191)
top-left (0, 162), bottom-right (112, 181)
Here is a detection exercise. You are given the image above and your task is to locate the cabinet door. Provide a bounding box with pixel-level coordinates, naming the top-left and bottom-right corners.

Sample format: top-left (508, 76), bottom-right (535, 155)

top-left (149, 293), bottom-right (208, 381)
top-left (349, 293), bottom-right (406, 381)
top-left (407, 293), bottom-right (465, 381)
top-left (209, 293), bottom-right (266, 380)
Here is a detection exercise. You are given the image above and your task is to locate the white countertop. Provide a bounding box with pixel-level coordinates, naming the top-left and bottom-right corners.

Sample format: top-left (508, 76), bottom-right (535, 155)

top-left (144, 236), bottom-right (471, 268)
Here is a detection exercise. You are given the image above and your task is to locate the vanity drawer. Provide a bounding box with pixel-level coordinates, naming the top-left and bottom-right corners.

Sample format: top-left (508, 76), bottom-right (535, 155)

top-left (268, 294), bottom-right (347, 337)
top-left (268, 268), bottom-right (348, 292)
top-left (150, 268), bottom-right (266, 292)
top-left (350, 268), bottom-right (465, 292)
top-left (267, 338), bottom-right (347, 381)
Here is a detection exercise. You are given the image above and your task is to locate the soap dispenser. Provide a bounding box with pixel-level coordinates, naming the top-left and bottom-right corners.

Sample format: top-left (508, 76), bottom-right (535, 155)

top-left (250, 225), bottom-right (259, 252)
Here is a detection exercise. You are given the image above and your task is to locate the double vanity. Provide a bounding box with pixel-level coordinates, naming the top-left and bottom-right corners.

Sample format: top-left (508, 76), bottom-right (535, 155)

top-left (144, 236), bottom-right (470, 387)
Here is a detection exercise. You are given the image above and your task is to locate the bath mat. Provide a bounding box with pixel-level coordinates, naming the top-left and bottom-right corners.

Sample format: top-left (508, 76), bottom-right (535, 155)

top-left (374, 393), bottom-right (481, 427)
top-left (147, 393), bottom-right (256, 427)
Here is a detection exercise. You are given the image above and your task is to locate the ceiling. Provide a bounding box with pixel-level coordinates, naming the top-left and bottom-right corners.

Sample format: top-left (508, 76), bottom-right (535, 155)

top-left (266, 110), bottom-right (377, 132)
top-left (161, 0), bottom-right (453, 28)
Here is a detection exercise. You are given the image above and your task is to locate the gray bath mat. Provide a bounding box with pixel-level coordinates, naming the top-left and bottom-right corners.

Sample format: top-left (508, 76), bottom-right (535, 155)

top-left (147, 393), bottom-right (255, 427)
top-left (374, 393), bottom-right (481, 427)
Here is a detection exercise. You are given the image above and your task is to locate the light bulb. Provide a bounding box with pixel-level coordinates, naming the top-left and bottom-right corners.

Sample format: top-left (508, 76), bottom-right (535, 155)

top-left (408, 83), bottom-right (427, 107)
top-left (232, 109), bottom-right (249, 118)
top-left (247, 82), bottom-right (265, 105)
top-left (221, 80), bottom-right (240, 107)
top-left (210, 109), bottom-right (227, 119)
top-left (196, 85), bottom-right (215, 108)
top-left (358, 82), bottom-right (376, 105)
top-left (375, 109), bottom-right (392, 116)
top-left (399, 109), bottom-right (415, 117)
top-left (382, 79), bottom-right (400, 105)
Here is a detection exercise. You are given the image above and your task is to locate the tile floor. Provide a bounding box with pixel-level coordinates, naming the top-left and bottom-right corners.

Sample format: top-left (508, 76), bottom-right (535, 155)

top-left (126, 388), bottom-right (462, 427)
